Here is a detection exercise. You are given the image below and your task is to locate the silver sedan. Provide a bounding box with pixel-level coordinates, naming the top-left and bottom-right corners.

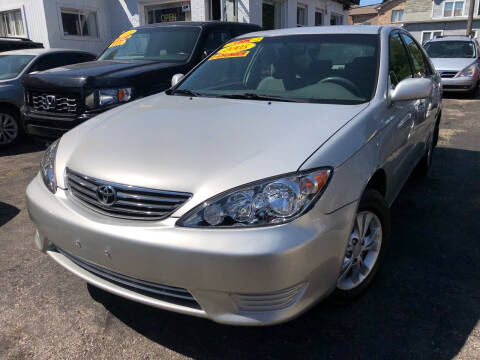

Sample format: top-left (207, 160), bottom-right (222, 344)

top-left (26, 25), bottom-right (442, 326)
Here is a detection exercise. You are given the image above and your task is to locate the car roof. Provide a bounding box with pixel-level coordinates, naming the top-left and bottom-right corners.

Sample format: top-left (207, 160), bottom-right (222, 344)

top-left (0, 48), bottom-right (93, 56)
top-left (235, 25), bottom-right (383, 38)
top-left (427, 36), bottom-right (475, 43)
top-left (136, 21), bottom-right (261, 30)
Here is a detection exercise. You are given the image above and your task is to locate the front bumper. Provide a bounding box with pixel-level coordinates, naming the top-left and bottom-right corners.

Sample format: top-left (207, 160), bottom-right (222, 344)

top-left (441, 76), bottom-right (478, 92)
top-left (21, 108), bottom-right (97, 139)
top-left (26, 174), bottom-right (357, 325)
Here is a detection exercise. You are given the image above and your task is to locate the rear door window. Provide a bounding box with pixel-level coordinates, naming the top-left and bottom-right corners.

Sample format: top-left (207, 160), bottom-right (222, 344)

top-left (400, 33), bottom-right (428, 77)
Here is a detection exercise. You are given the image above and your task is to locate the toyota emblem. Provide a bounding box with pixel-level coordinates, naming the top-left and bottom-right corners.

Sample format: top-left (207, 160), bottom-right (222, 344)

top-left (96, 185), bottom-right (117, 206)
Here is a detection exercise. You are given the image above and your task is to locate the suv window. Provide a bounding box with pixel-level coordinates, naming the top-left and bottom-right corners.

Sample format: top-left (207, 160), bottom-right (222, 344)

top-left (389, 32), bottom-right (413, 87)
top-left (201, 27), bottom-right (233, 54)
top-left (400, 33), bottom-right (428, 77)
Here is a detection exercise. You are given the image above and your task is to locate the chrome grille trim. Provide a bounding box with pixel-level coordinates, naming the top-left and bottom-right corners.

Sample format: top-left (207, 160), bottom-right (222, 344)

top-left (66, 168), bottom-right (192, 220)
top-left (439, 71), bottom-right (458, 78)
top-left (30, 91), bottom-right (79, 113)
top-left (54, 247), bottom-right (200, 309)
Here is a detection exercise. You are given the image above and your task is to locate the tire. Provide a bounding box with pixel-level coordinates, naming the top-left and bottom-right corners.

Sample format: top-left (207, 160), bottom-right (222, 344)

top-left (414, 132), bottom-right (435, 178)
top-left (0, 106), bottom-right (23, 149)
top-left (331, 188), bottom-right (391, 303)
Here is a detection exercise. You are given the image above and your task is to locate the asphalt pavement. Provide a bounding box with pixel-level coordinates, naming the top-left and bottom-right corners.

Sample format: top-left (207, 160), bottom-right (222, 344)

top-left (1, 94), bottom-right (479, 359)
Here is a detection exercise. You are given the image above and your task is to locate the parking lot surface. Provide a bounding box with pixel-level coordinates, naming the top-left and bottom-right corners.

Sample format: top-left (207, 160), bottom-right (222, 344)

top-left (1, 94), bottom-right (479, 360)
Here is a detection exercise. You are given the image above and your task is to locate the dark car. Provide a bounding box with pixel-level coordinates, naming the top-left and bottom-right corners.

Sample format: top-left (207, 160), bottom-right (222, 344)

top-left (0, 37), bottom-right (43, 53)
top-left (21, 21), bottom-right (261, 140)
top-left (0, 49), bottom-right (96, 148)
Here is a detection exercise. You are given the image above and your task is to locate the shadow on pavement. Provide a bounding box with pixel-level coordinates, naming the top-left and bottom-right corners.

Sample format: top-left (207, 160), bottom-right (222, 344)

top-left (0, 202), bottom-right (20, 227)
top-left (88, 146), bottom-right (480, 359)
top-left (0, 140), bottom-right (46, 157)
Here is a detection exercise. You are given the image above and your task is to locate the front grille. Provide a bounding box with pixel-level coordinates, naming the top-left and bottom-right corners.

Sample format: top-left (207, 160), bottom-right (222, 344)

top-left (54, 247), bottom-right (200, 309)
top-left (232, 283), bottom-right (306, 312)
top-left (439, 71), bottom-right (458, 78)
top-left (66, 168), bottom-right (192, 220)
top-left (30, 91), bottom-right (79, 113)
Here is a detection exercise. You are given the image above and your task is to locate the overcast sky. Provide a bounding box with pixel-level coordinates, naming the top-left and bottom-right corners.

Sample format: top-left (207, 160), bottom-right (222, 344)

top-left (360, 0), bottom-right (382, 5)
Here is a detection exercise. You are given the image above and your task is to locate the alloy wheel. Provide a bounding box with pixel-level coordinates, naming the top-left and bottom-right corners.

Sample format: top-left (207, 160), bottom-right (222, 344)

top-left (0, 113), bottom-right (18, 145)
top-left (337, 211), bottom-right (383, 291)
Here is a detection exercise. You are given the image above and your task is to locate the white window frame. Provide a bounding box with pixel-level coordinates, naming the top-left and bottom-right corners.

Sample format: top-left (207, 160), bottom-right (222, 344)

top-left (391, 9), bottom-right (404, 23)
top-left (442, 0), bottom-right (465, 18)
top-left (421, 30), bottom-right (444, 44)
top-left (315, 9), bottom-right (324, 26)
top-left (139, 0), bottom-right (192, 24)
top-left (57, 5), bottom-right (100, 41)
top-left (0, 6), bottom-right (26, 37)
top-left (296, 3), bottom-right (307, 27)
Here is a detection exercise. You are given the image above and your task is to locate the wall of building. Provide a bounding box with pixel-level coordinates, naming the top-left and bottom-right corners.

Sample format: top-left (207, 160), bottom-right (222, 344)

top-left (349, 13), bottom-right (377, 25)
top-left (0, 0), bottom-right (50, 47)
top-left (376, 0), bottom-right (404, 25)
top-left (42, 0), bottom-right (112, 54)
top-left (403, 0), bottom-right (431, 23)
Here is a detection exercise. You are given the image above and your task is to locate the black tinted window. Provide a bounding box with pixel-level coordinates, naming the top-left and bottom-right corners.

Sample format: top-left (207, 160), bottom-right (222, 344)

top-left (202, 27), bottom-right (234, 52)
top-left (424, 41), bottom-right (476, 58)
top-left (400, 33), bottom-right (427, 77)
top-left (389, 32), bottom-right (413, 87)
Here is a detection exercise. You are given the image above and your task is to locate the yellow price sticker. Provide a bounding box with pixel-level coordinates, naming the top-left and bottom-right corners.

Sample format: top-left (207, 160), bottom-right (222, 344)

top-left (223, 37), bottom-right (264, 48)
top-left (217, 42), bottom-right (256, 54)
top-left (108, 29), bottom-right (137, 48)
top-left (209, 51), bottom-right (250, 60)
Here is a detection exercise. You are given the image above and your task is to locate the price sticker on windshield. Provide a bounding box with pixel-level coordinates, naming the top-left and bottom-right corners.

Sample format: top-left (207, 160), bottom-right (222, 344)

top-left (223, 37), bottom-right (264, 48)
top-left (109, 29), bottom-right (137, 48)
top-left (217, 42), bottom-right (256, 54)
top-left (209, 51), bottom-right (250, 60)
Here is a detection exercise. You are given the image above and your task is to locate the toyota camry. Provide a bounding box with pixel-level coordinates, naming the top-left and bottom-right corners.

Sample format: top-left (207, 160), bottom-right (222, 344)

top-left (26, 26), bottom-right (442, 326)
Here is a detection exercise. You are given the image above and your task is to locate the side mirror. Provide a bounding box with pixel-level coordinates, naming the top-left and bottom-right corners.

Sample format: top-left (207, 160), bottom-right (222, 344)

top-left (171, 73), bottom-right (184, 87)
top-left (390, 78), bottom-right (433, 103)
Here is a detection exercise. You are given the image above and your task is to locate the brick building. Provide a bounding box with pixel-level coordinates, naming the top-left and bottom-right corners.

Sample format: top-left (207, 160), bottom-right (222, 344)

top-left (348, 0), bottom-right (405, 26)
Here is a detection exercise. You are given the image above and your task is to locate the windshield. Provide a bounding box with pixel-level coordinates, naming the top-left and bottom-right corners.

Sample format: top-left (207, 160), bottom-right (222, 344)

top-left (424, 41), bottom-right (476, 58)
top-left (174, 34), bottom-right (379, 104)
top-left (98, 27), bottom-right (201, 62)
top-left (0, 55), bottom-right (34, 80)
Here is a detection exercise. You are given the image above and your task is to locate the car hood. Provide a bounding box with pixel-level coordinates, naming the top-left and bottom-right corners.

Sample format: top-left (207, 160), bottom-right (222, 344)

top-left (430, 58), bottom-right (475, 72)
top-left (57, 94), bottom-right (368, 215)
top-left (23, 60), bottom-right (182, 89)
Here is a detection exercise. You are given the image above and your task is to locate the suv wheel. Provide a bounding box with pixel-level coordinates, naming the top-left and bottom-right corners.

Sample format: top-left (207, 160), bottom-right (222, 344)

top-left (331, 189), bottom-right (391, 303)
top-left (0, 107), bottom-right (23, 149)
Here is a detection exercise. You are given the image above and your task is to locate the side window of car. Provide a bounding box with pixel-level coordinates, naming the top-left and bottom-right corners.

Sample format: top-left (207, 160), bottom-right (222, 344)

top-left (201, 27), bottom-right (234, 55)
top-left (400, 33), bottom-right (428, 77)
top-left (389, 32), bottom-right (413, 88)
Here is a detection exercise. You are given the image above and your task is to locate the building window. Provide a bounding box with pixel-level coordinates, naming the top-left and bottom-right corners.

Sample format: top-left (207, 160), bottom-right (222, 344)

top-left (391, 9), bottom-right (404, 23)
top-left (422, 30), bottom-right (443, 44)
top-left (315, 10), bottom-right (323, 26)
top-left (0, 9), bottom-right (25, 37)
top-left (61, 8), bottom-right (98, 37)
top-left (146, 3), bottom-right (191, 23)
top-left (297, 4), bottom-right (307, 27)
top-left (443, 1), bottom-right (464, 17)
top-left (330, 13), bottom-right (343, 25)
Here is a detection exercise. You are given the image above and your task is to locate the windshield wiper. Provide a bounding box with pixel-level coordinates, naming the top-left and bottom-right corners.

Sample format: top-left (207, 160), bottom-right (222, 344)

top-left (218, 93), bottom-right (309, 103)
top-left (169, 89), bottom-right (203, 97)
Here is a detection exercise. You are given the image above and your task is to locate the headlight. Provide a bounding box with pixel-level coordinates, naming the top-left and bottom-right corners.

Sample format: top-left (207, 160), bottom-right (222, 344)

top-left (86, 88), bottom-right (132, 108)
top-left (456, 64), bottom-right (477, 78)
top-left (40, 139), bottom-right (60, 194)
top-left (177, 168), bottom-right (332, 228)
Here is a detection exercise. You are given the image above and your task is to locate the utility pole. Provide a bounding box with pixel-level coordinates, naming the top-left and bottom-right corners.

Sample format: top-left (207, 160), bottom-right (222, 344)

top-left (466, 0), bottom-right (475, 36)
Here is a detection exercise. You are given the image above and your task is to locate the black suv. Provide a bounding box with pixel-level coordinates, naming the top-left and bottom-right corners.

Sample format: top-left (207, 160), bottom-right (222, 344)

top-left (22, 21), bottom-right (261, 139)
top-left (0, 37), bottom-right (43, 53)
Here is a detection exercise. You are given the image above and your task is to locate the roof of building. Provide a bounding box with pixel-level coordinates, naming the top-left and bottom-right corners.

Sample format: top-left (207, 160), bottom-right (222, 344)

top-left (349, 4), bottom-right (380, 16)
top-left (239, 25), bottom-right (383, 38)
top-left (0, 48), bottom-right (93, 56)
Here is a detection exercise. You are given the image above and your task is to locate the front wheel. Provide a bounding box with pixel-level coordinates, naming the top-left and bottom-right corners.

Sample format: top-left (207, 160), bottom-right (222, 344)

top-left (331, 189), bottom-right (391, 303)
top-left (0, 107), bottom-right (23, 149)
